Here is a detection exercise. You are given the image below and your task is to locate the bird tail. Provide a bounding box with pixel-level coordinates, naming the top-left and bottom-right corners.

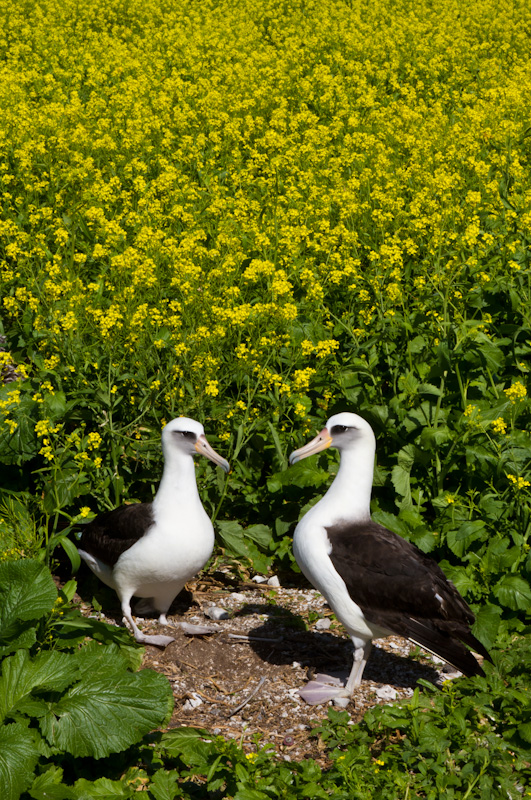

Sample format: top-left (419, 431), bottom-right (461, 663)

top-left (403, 617), bottom-right (490, 677)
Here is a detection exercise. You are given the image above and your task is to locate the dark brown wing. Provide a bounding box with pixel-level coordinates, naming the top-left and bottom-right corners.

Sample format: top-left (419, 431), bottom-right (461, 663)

top-left (77, 503), bottom-right (154, 567)
top-left (327, 520), bottom-right (490, 676)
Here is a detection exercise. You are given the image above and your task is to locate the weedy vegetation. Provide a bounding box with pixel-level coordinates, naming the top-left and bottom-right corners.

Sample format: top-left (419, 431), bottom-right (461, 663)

top-left (0, 0), bottom-right (530, 796)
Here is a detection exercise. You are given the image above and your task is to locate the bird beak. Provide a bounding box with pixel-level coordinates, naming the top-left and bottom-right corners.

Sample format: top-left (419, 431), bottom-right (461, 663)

top-left (195, 435), bottom-right (231, 473)
top-left (289, 427), bottom-right (332, 465)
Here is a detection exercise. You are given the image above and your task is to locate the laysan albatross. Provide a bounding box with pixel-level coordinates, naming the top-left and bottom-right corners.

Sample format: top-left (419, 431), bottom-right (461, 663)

top-left (289, 411), bottom-right (490, 705)
top-left (77, 417), bottom-right (230, 647)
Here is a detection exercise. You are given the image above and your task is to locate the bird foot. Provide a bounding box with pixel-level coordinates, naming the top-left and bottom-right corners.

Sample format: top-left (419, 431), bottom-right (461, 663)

top-left (298, 674), bottom-right (353, 706)
top-left (178, 621), bottom-right (219, 636)
top-left (135, 632), bottom-right (175, 647)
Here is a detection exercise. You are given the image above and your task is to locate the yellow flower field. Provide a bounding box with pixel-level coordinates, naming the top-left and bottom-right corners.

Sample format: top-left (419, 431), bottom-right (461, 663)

top-left (0, 0), bottom-right (529, 589)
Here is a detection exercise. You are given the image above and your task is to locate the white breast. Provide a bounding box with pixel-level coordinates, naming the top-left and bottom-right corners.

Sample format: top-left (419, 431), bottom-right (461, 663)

top-left (293, 517), bottom-right (377, 642)
top-left (113, 505), bottom-right (214, 595)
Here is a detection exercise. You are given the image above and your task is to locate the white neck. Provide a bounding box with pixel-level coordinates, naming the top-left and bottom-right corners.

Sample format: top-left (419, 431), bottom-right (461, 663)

top-left (152, 450), bottom-right (200, 511)
top-left (313, 439), bottom-right (375, 525)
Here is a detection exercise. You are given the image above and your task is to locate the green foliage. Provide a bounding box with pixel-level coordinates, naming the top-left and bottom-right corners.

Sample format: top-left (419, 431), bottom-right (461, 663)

top-left (312, 635), bottom-right (531, 799)
top-left (0, 560), bottom-right (173, 799)
top-left (0, 0), bottom-right (530, 796)
top-left (21, 635), bottom-right (527, 800)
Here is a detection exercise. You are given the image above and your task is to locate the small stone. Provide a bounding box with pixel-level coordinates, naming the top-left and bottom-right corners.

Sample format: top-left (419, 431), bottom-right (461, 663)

top-left (205, 606), bottom-right (229, 620)
top-left (267, 576), bottom-right (280, 587)
top-left (375, 686), bottom-right (398, 701)
top-left (251, 575), bottom-right (268, 583)
top-left (229, 592), bottom-right (247, 603)
top-left (182, 693), bottom-right (203, 711)
top-left (314, 617), bottom-right (331, 631)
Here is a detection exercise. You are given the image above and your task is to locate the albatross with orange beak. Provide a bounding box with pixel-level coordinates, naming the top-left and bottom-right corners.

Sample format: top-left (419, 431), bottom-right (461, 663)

top-left (77, 417), bottom-right (230, 647)
top-left (289, 412), bottom-right (490, 705)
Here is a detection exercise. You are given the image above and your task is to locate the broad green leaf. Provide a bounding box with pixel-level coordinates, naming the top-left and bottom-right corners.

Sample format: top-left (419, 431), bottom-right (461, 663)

top-left (29, 766), bottom-right (76, 800)
top-left (391, 465), bottom-right (411, 505)
top-left (493, 575), bottom-right (531, 611)
top-left (159, 727), bottom-right (214, 770)
top-left (234, 787), bottom-right (272, 800)
top-left (245, 524), bottom-right (273, 548)
top-left (42, 390), bottom-right (67, 421)
top-left (73, 776), bottom-right (137, 798)
top-left (446, 520), bottom-right (486, 558)
top-left (149, 769), bottom-right (181, 800)
top-left (518, 721), bottom-right (531, 744)
top-left (437, 562), bottom-right (477, 596)
top-left (216, 520), bottom-right (251, 558)
top-left (476, 338), bottom-right (505, 371)
top-left (0, 560), bottom-right (57, 649)
top-left (268, 461), bottom-right (330, 491)
top-left (471, 604), bottom-right (502, 650)
top-left (410, 527), bottom-right (437, 554)
top-left (0, 390), bottom-right (38, 464)
top-left (371, 510), bottom-right (410, 537)
top-left (39, 660), bottom-right (173, 758)
top-left (0, 650), bottom-right (80, 722)
top-left (0, 722), bottom-right (41, 800)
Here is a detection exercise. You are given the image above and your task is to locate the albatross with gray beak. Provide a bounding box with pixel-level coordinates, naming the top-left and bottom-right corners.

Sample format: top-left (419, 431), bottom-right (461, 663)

top-left (289, 412), bottom-right (490, 705)
top-left (77, 417), bottom-right (230, 647)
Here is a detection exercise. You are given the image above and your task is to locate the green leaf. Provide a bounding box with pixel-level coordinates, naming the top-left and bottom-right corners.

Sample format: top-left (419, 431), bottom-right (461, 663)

top-left (518, 721), bottom-right (531, 744)
top-left (39, 649), bottom-right (173, 758)
top-left (0, 722), bottom-right (41, 800)
top-left (29, 766), bottom-right (76, 800)
top-left (149, 769), bottom-right (180, 800)
top-left (391, 465), bottom-right (411, 505)
top-left (471, 604), bottom-right (502, 650)
top-left (268, 461), bottom-right (330, 491)
top-left (234, 789), bottom-right (271, 800)
top-left (73, 776), bottom-right (136, 798)
top-left (0, 561), bottom-right (57, 654)
top-left (493, 575), bottom-right (531, 611)
top-left (245, 524), bottom-right (273, 548)
top-left (159, 727), bottom-right (214, 770)
top-left (446, 520), bottom-right (486, 558)
top-left (216, 521), bottom-right (251, 559)
top-left (0, 650), bottom-right (80, 722)
top-left (42, 391), bottom-right (67, 422)
top-left (56, 534), bottom-right (82, 572)
top-left (0, 389), bottom-right (38, 464)
top-left (0, 559), bottom-right (57, 625)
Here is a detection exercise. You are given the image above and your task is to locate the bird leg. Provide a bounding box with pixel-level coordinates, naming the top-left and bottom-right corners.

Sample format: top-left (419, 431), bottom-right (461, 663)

top-left (121, 597), bottom-right (175, 647)
top-left (345, 640), bottom-right (372, 694)
top-left (298, 640), bottom-right (372, 706)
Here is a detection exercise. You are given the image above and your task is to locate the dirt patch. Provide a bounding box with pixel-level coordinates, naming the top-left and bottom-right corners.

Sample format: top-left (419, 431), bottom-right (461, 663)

top-left (72, 566), bottom-right (456, 762)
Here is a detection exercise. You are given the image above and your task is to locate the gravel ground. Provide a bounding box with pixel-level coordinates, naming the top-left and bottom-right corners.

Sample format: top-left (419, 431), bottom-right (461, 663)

top-left (74, 567), bottom-right (466, 762)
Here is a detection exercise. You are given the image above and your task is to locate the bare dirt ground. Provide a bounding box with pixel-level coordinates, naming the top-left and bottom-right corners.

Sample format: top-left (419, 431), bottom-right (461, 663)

top-left (72, 565), bottom-right (459, 763)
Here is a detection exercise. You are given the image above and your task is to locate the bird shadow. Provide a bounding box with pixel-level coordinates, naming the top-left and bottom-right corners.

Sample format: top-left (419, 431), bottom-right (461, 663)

top-left (236, 602), bottom-right (441, 689)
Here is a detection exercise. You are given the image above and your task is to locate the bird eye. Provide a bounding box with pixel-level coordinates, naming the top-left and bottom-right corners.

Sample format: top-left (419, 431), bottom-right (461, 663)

top-left (172, 430), bottom-right (196, 440)
top-left (331, 424), bottom-right (349, 434)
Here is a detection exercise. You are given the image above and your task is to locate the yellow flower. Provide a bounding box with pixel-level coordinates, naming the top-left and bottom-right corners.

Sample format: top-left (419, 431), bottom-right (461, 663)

top-left (491, 418), bottom-right (507, 435)
top-left (87, 432), bottom-right (102, 450)
top-left (504, 382), bottom-right (527, 402)
top-left (205, 380), bottom-right (219, 397)
top-left (507, 474), bottom-right (530, 490)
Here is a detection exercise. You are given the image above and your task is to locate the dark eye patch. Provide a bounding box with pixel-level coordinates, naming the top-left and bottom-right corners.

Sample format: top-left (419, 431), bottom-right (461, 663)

top-left (331, 424), bottom-right (350, 434)
top-left (172, 430), bottom-right (196, 440)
